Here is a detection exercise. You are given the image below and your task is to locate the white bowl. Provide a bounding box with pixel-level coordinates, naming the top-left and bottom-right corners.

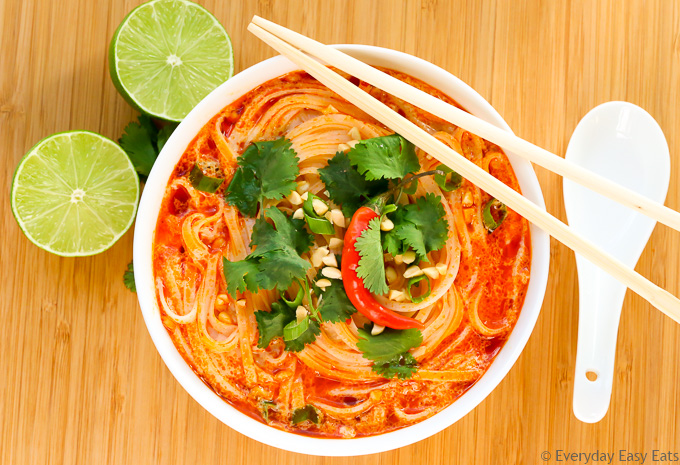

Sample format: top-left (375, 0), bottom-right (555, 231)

top-left (134, 44), bottom-right (550, 456)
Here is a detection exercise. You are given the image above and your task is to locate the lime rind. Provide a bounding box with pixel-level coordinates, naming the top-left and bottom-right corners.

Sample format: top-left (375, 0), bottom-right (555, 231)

top-left (109, 0), bottom-right (234, 122)
top-left (11, 131), bottom-right (140, 257)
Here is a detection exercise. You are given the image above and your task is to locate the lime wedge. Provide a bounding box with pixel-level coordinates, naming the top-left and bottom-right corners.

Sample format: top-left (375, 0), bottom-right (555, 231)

top-left (109, 0), bottom-right (233, 122)
top-left (11, 131), bottom-right (140, 257)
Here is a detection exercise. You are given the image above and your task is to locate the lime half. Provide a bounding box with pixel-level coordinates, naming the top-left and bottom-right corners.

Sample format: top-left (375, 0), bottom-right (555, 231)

top-left (109, 0), bottom-right (233, 122)
top-left (11, 131), bottom-right (140, 257)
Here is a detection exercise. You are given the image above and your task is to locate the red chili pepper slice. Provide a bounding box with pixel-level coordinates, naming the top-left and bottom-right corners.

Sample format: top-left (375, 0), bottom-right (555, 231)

top-left (341, 206), bottom-right (424, 330)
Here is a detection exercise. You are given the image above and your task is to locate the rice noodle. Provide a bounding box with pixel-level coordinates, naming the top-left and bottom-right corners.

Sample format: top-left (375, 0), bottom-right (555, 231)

top-left (152, 69), bottom-right (532, 438)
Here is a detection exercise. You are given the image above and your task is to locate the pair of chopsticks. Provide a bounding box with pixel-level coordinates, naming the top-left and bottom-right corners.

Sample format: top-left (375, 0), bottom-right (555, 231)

top-left (247, 16), bottom-right (680, 323)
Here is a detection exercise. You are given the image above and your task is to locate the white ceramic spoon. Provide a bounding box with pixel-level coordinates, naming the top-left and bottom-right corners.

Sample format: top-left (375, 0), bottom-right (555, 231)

top-left (564, 101), bottom-right (670, 423)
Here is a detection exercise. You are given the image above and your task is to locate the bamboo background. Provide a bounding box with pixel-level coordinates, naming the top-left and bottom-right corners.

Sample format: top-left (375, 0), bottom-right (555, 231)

top-left (1, 0), bottom-right (679, 463)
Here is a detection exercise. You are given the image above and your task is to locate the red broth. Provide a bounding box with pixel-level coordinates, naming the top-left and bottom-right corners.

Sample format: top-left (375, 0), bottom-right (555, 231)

top-left (153, 69), bottom-right (531, 438)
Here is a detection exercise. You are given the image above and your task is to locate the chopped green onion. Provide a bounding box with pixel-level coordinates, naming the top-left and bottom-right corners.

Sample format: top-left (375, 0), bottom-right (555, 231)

top-left (406, 275), bottom-right (431, 304)
top-left (302, 192), bottom-right (335, 234)
top-left (383, 203), bottom-right (398, 215)
top-left (283, 315), bottom-right (310, 341)
top-left (482, 198), bottom-right (508, 233)
top-left (434, 164), bottom-right (463, 192)
top-left (302, 192), bottom-right (322, 216)
top-left (304, 215), bottom-right (335, 234)
top-left (291, 404), bottom-right (322, 425)
top-left (189, 163), bottom-right (224, 193)
top-left (282, 284), bottom-right (304, 308)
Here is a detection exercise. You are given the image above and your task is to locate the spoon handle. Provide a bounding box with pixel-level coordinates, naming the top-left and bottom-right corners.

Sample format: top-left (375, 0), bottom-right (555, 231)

top-left (572, 255), bottom-right (628, 423)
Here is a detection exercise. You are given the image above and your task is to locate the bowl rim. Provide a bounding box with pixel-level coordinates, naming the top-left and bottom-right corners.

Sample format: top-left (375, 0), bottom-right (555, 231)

top-left (133, 44), bottom-right (550, 457)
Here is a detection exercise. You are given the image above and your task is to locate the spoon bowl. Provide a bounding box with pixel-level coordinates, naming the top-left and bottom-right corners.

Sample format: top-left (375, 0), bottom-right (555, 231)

top-left (564, 101), bottom-right (670, 423)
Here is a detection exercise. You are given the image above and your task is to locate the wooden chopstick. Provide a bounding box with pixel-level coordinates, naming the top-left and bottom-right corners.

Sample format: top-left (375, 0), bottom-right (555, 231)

top-left (246, 21), bottom-right (680, 323)
top-left (252, 15), bottom-right (680, 233)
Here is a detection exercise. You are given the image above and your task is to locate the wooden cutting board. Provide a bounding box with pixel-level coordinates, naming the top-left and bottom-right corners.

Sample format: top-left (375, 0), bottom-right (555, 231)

top-left (2, 0), bottom-right (679, 463)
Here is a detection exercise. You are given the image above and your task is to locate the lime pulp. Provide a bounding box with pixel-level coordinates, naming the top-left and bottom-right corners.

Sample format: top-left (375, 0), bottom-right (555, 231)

top-left (10, 131), bottom-right (140, 257)
top-left (109, 0), bottom-right (234, 122)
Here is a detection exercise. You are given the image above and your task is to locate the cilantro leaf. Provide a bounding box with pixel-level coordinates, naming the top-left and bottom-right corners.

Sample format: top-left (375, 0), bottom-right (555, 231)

top-left (356, 326), bottom-right (423, 379)
top-left (254, 300), bottom-right (320, 351)
top-left (291, 405), bottom-right (322, 425)
top-left (319, 152), bottom-right (389, 217)
top-left (356, 326), bottom-right (423, 363)
top-left (225, 138), bottom-right (299, 216)
top-left (222, 258), bottom-right (261, 295)
top-left (250, 208), bottom-right (313, 257)
top-left (382, 225), bottom-right (406, 257)
top-left (314, 270), bottom-right (357, 323)
top-left (223, 208), bottom-right (313, 296)
top-left (119, 120), bottom-right (156, 178)
top-left (119, 114), bottom-right (177, 180)
top-left (355, 217), bottom-right (388, 295)
top-left (224, 168), bottom-right (261, 216)
top-left (372, 353), bottom-right (419, 379)
top-left (393, 222), bottom-right (427, 256)
top-left (348, 134), bottom-right (420, 181)
top-left (383, 193), bottom-right (449, 259)
top-left (157, 124), bottom-right (174, 152)
top-left (255, 300), bottom-right (295, 348)
top-left (255, 250), bottom-right (311, 292)
top-left (123, 261), bottom-right (136, 292)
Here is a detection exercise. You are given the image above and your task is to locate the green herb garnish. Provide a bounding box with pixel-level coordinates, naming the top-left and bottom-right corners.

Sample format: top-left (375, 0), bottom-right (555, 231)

top-left (382, 193), bottom-right (449, 259)
top-left (189, 163), bottom-right (224, 193)
top-left (260, 400), bottom-right (277, 423)
top-left (354, 216), bottom-right (388, 295)
top-left (255, 300), bottom-right (295, 348)
top-left (223, 208), bottom-right (313, 295)
top-left (291, 405), bottom-right (322, 425)
top-left (302, 193), bottom-right (335, 235)
top-left (313, 268), bottom-right (357, 323)
top-left (225, 137), bottom-right (300, 217)
top-left (434, 164), bottom-right (463, 191)
top-left (123, 261), bottom-right (136, 292)
top-left (281, 284), bottom-right (304, 308)
top-left (319, 151), bottom-right (389, 216)
top-left (283, 315), bottom-right (310, 341)
top-left (356, 326), bottom-right (423, 379)
top-left (254, 299), bottom-right (320, 352)
top-left (372, 353), bottom-right (419, 379)
top-left (347, 134), bottom-right (421, 180)
top-left (119, 114), bottom-right (177, 180)
top-left (406, 275), bottom-right (431, 304)
top-left (482, 198), bottom-right (508, 233)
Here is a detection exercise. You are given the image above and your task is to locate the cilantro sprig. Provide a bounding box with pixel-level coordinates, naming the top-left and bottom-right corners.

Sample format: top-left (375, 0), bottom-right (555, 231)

top-left (254, 263), bottom-right (358, 353)
top-left (119, 114), bottom-right (177, 180)
top-left (355, 216), bottom-right (389, 295)
top-left (383, 193), bottom-right (449, 259)
top-left (223, 208), bottom-right (313, 295)
top-left (123, 261), bottom-right (136, 292)
top-left (348, 134), bottom-right (421, 180)
top-left (356, 326), bottom-right (423, 379)
top-left (312, 266), bottom-right (358, 323)
top-left (319, 134), bottom-right (419, 216)
top-left (319, 152), bottom-right (389, 217)
top-left (225, 138), bottom-right (299, 217)
top-left (291, 405), bottom-right (322, 425)
top-left (254, 299), bottom-right (320, 352)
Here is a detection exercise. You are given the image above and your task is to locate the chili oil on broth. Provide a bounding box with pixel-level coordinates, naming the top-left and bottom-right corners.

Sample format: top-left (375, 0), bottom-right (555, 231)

top-left (152, 69), bottom-right (531, 438)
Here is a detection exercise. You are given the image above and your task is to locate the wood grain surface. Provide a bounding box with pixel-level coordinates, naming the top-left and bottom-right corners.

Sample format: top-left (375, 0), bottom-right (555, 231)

top-left (2, 0), bottom-right (679, 463)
